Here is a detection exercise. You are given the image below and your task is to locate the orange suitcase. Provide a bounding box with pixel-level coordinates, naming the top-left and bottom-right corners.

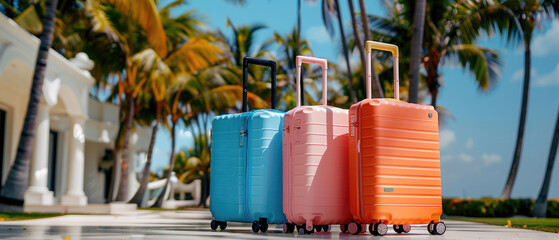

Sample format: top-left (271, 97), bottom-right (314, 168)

top-left (347, 41), bottom-right (445, 235)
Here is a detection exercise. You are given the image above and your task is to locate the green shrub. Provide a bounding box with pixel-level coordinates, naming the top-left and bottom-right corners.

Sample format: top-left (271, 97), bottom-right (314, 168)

top-left (547, 200), bottom-right (559, 218)
top-left (442, 198), bottom-right (557, 218)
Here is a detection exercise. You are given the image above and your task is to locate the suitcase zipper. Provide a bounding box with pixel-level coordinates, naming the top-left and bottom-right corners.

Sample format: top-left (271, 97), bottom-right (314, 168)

top-left (357, 102), bottom-right (366, 223)
top-left (242, 118), bottom-right (251, 221)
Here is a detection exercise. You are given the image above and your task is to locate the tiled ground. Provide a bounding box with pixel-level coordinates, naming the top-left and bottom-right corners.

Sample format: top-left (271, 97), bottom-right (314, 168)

top-left (0, 209), bottom-right (556, 239)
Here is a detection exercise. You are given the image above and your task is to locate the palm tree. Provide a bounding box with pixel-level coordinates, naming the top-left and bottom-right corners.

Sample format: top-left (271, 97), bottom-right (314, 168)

top-left (0, 0), bottom-right (59, 204)
top-left (358, 0), bottom-right (383, 98)
top-left (83, 0), bottom-right (176, 202)
top-left (128, 39), bottom-right (222, 206)
top-left (266, 28), bottom-right (313, 110)
top-left (219, 18), bottom-right (267, 66)
top-left (151, 77), bottom-right (197, 208)
top-left (408, 0), bottom-right (426, 103)
top-left (371, 0), bottom-right (503, 109)
top-left (174, 119), bottom-right (211, 206)
top-left (347, 0), bottom-right (367, 97)
top-left (322, 0), bottom-right (357, 103)
top-left (533, 106), bottom-right (559, 217)
top-left (499, 0), bottom-right (559, 200)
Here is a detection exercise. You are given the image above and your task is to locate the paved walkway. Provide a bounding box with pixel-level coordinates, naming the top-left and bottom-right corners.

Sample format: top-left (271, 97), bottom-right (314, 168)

top-left (0, 209), bottom-right (557, 239)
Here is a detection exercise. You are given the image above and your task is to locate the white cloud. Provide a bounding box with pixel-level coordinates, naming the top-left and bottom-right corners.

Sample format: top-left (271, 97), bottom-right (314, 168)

top-left (439, 129), bottom-right (456, 149)
top-left (482, 153), bottom-right (502, 165)
top-left (534, 62), bottom-right (559, 86)
top-left (465, 137), bottom-right (474, 149)
top-left (532, 19), bottom-right (559, 57)
top-left (306, 26), bottom-right (331, 45)
top-left (459, 153), bottom-right (473, 163)
top-left (511, 67), bottom-right (537, 82)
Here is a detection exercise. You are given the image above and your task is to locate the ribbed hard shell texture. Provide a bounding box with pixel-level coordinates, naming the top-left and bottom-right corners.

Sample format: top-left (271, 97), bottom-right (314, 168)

top-left (210, 110), bottom-right (286, 224)
top-left (283, 106), bottom-right (353, 227)
top-left (349, 99), bottom-right (442, 225)
top-left (246, 110), bottom-right (287, 224)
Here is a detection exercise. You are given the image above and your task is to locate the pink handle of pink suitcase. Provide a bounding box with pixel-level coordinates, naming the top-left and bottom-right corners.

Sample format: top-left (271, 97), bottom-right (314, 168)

top-left (365, 41), bottom-right (399, 100)
top-left (295, 56), bottom-right (328, 107)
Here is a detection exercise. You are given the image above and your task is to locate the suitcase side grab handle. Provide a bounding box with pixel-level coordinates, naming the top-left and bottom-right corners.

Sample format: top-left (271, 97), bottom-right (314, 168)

top-left (365, 41), bottom-right (399, 100)
top-left (295, 56), bottom-right (328, 107)
top-left (242, 57), bottom-right (277, 112)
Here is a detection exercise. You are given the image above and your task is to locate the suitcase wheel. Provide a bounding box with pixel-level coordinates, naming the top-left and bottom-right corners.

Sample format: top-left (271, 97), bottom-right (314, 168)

top-left (370, 222), bottom-right (388, 236)
top-left (259, 218), bottom-right (268, 233)
top-left (340, 224), bottom-right (348, 233)
top-left (210, 220), bottom-right (218, 230)
top-left (210, 220), bottom-right (226, 231)
top-left (252, 221), bottom-right (260, 233)
top-left (348, 222), bottom-right (361, 235)
top-left (251, 218), bottom-right (268, 233)
top-left (429, 221), bottom-right (446, 235)
top-left (283, 222), bottom-right (295, 233)
top-left (394, 224), bottom-right (411, 234)
top-left (297, 224), bottom-right (315, 235)
top-left (314, 225), bottom-right (322, 232)
top-left (313, 225), bottom-right (330, 232)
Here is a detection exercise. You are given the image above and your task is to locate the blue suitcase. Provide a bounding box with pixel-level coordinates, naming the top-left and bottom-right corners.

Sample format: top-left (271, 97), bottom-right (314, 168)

top-left (209, 57), bottom-right (287, 233)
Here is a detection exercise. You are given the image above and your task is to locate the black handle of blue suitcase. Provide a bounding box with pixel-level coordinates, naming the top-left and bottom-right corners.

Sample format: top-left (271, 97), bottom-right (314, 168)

top-left (242, 57), bottom-right (277, 112)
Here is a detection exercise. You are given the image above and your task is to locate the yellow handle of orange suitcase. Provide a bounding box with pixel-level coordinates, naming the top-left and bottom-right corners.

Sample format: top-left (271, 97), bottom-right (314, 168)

top-left (365, 41), bottom-right (399, 100)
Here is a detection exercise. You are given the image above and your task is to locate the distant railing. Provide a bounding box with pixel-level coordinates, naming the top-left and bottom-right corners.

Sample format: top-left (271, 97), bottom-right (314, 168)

top-left (145, 172), bottom-right (201, 209)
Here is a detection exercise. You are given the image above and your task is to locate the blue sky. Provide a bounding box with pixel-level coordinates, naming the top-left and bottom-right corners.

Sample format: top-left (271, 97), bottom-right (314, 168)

top-left (150, 0), bottom-right (559, 199)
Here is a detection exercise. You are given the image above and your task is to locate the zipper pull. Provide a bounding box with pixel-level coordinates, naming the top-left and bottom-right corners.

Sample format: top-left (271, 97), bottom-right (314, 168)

top-left (240, 125), bottom-right (247, 147)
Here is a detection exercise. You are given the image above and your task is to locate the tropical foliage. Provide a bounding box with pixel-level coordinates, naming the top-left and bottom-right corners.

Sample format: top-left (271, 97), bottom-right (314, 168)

top-left (0, 0), bottom-right (557, 212)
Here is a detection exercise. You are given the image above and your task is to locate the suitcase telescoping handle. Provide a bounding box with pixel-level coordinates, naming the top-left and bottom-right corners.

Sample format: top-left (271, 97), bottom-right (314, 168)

top-left (365, 41), bottom-right (399, 100)
top-left (295, 56), bottom-right (328, 107)
top-left (242, 57), bottom-right (277, 112)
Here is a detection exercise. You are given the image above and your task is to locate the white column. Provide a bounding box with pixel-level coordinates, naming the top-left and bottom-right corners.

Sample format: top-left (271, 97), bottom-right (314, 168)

top-left (61, 117), bottom-right (88, 206)
top-left (24, 102), bottom-right (54, 205)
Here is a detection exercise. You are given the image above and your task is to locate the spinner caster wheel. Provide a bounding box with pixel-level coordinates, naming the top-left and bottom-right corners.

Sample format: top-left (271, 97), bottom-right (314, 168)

top-left (348, 222), bottom-right (361, 235)
top-left (394, 224), bottom-right (411, 234)
top-left (252, 221), bottom-right (260, 233)
top-left (283, 222), bottom-right (295, 233)
top-left (259, 218), bottom-right (268, 233)
top-left (210, 220), bottom-right (218, 230)
top-left (432, 222), bottom-right (446, 235)
top-left (371, 222), bottom-right (388, 236)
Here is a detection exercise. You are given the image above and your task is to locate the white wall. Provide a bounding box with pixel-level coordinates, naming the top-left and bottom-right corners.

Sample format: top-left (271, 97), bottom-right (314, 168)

top-left (83, 140), bottom-right (110, 204)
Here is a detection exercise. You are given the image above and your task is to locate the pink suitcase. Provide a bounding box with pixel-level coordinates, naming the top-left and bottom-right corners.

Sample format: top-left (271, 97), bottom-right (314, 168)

top-left (282, 56), bottom-right (352, 234)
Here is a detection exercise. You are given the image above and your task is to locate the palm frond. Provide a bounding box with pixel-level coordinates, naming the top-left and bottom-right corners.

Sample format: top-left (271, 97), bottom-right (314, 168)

top-left (14, 5), bottom-right (42, 34)
top-left (102, 0), bottom-right (168, 56)
top-left (165, 38), bottom-right (222, 74)
top-left (446, 44), bottom-right (501, 91)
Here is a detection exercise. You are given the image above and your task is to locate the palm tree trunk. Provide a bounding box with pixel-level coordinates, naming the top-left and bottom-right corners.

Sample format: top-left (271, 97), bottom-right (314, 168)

top-left (358, 0), bottom-right (383, 98)
top-left (348, 0), bottom-right (367, 98)
top-left (152, 121), bottom-right (177, 208)
top-left (533, 107), bottom-right (559, 217)
top-left (128, 122), bottom-right (158, 206)
top-left (334, 0), bottom-right (356, 103)
top-left (115, 96), bottom-right (136, 201)
top-left (500, 45), bottom-right (531, 200)
top-left (106, 121), bottom-right (124, 203)
top-left (297, 0), bottom-right (301, 40)
top-left (0, 0), bottom-right (59, 204)
top-left (430, 88), bottom-right (438, 110)
top-left (409, 0), bottom-right (426, 103)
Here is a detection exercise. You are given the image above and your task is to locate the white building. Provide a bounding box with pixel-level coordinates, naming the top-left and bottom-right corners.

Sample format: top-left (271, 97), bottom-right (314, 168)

top-left (0, 14), bottom-right (150, 211)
